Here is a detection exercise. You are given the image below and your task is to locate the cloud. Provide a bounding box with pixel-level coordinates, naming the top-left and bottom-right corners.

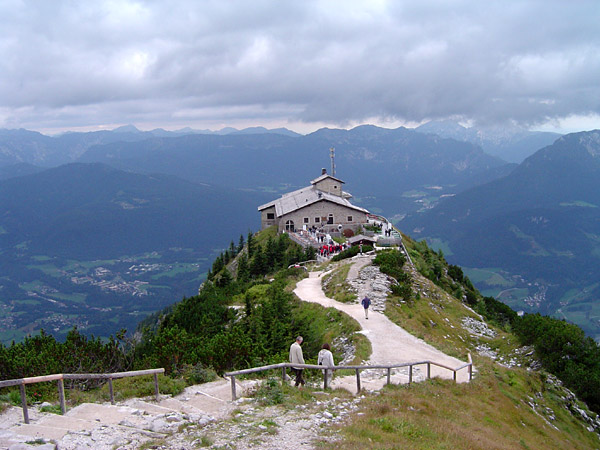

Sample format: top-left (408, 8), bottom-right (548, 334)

top-left (0, 0), bottom-right (599, 133)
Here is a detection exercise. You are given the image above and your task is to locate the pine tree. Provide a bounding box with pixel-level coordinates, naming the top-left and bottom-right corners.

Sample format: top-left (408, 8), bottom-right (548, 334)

top-left (247, 231), bottom-right (254, 258)
top-left (237, 253), bottom-right (250, 282)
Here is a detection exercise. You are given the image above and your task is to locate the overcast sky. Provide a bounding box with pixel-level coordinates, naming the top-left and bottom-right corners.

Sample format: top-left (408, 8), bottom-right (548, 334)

top-left (1, 0), bottom-right (599, 135)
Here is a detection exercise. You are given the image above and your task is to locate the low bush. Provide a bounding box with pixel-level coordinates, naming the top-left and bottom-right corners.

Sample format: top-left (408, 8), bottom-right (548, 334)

top-left (331, 245), bottom-right (373, 261)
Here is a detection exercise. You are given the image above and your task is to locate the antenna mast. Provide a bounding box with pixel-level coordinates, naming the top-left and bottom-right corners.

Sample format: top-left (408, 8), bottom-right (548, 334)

top-left (330, 147), bottom-right (336, 177)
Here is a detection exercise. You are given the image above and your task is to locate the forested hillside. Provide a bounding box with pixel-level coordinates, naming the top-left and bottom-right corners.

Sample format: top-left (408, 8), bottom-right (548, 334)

top-left (3, 226), bottom-right (600, 447)
top-left (3, 226), bottom-right (600, 426)
top-left (402, 130), bottom-right (600, 339)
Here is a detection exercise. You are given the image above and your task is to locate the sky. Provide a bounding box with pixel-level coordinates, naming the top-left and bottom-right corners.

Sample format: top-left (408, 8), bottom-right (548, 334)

top-left (1, 0), bottom-right (599, 135)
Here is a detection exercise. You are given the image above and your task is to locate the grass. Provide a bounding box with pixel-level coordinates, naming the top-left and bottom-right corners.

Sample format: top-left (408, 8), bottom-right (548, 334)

top-left (291, 300), bottom-right (371, 367)
top-left (64, 374), bottom-right (186, 406)
top-left (322, 262), bottom-right (357, 303)
top-left (39, 404), bottom-right (63, 415)
top-left (384, 271), bottom-right (482, 360)
top-left (251, 378), bottom-right (354, 410)
top-left (139, 438), bottom-right (168, 449)
top-left (325, 358), bottom-right (599, 450)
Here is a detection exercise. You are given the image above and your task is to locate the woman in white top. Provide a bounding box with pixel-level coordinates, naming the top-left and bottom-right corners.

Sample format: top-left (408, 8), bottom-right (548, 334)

top-left (317, 343), bottom-right (335, 388)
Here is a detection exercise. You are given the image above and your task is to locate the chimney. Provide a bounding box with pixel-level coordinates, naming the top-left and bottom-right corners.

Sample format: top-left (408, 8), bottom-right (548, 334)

top-left (321, 168), bottom-right (327, 175)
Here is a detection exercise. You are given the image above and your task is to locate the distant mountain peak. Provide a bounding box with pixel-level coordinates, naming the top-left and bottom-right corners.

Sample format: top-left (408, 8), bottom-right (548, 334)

top-left (577, 130), bottom-right (600, 157)
top-left (112, 124), bottom-right (141, 133)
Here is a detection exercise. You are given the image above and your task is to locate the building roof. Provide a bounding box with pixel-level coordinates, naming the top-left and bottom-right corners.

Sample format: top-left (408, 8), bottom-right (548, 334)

top-left (258, 185), bottom-right (369, 217)
top-left (348, 234), bottom-right (377, 245)
top-left (310, 173), bottom-right (345, 185)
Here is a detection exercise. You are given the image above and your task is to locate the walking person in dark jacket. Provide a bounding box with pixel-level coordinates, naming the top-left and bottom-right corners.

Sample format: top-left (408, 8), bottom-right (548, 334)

top-left (361, 296), bottom-right (371, 319)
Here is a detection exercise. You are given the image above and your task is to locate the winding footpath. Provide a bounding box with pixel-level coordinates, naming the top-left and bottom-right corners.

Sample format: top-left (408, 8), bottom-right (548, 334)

top-left (293, 255), bottom-right (471, 389)
top-left (0, 255), bottom-right (471, 450)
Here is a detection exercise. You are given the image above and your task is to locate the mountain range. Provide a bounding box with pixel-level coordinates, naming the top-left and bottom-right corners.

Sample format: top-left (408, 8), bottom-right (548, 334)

top-left (1, 123), bottom-right (585, 343)
top-left (0, 126), bottom-right (300, 168)
top-left (416, 120), bottom-right (561, 163)
top-left (76, 125), bottom-right (515, 218)
top-left (402, 130), bottom-right (600, 338)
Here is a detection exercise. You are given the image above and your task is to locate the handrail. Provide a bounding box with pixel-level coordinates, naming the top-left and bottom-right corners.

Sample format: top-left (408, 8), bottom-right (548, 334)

top-left (0, 368), bottom-right (165, 424)
top-left (224, 358), bottom-right (472, 400)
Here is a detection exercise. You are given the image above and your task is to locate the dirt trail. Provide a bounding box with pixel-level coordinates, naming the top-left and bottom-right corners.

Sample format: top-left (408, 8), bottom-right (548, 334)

top-left (293, 256), bottom-right (471, 390)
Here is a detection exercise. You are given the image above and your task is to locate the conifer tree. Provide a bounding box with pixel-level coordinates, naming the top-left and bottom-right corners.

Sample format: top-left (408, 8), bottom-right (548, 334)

top-left (247, 231), bottom-right (254, 257)
top-left (236, 253), bottom-right (250, 282)
top-left (237, 234), bottom-right (245, 253)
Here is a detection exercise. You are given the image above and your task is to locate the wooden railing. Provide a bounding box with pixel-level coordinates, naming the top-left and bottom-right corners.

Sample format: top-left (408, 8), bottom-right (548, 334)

top-left (225, 356), bottom-right (473, 400)
top-left (0, 368), bottom-right (165, 424)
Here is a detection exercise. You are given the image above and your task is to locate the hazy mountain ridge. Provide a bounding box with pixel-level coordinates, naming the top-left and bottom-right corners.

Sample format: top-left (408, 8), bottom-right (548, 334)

top-left (0, 163), bottom-right (268, 341)
top-left (402, 130), bottom-right (600, 337)
top-left (416, 120), bottom-right (562, 163)
top-left (0, 126), bottom-right (301, 169)
top-left (77, 125), bottom-right (511, 217)
top-left (0, 162), bottom-right (265, 257)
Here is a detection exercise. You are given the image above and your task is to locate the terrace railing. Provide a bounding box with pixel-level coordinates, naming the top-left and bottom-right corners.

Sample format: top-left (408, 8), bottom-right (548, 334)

top-left (225, 356), bottom-right (472, 400)
top-left (0, 368), bottom-right (165, 424)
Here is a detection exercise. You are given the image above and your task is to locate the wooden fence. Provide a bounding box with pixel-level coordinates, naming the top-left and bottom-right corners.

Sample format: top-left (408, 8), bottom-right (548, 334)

top-left (0, 368), bottom-right (165, 424)
top-left (225, 356), bottom-right (473, 400)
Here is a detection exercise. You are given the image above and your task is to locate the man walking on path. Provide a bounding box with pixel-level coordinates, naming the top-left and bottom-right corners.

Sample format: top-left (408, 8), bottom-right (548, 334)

top-left (289, 336), bottom-right (306, 387)
top-left (361, 296), bottom-right (371, 319)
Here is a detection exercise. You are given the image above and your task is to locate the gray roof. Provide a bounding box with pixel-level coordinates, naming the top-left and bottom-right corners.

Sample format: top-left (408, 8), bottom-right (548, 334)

top-left (258, 185), bottom-right (369, 217)
top-left (310, 173), bottom-right (344, 185)
top-left (348, 234), bottom-right (377, 245)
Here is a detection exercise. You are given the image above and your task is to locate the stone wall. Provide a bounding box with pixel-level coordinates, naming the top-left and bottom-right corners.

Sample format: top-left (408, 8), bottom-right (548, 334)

top-left (278, 200), bottom-right (367, 233)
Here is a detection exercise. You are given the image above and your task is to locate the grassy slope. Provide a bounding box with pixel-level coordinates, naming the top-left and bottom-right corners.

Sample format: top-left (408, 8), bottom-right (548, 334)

top-left (314, 236), bottom-right (600, 449)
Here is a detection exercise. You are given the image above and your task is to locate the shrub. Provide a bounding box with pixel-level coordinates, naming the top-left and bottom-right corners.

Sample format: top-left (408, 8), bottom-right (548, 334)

top-left (254, 378), bottom-right (285, 406)
top-left (180, 363), bottom-right (218, 385)
top-left (331, 245), bottom-right (373, 261)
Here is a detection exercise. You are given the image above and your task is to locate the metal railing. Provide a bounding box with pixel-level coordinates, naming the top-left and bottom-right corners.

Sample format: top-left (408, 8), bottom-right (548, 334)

top-left (225, 356), bottom-right (472, 400)
top-left (0, 368), bottom-right (165, 424)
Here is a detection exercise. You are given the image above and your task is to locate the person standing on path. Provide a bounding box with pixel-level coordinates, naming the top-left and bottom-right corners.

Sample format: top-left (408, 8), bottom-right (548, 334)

top-left (289, 336), bottom-right (306, 387)
top-left (361, 296), bottom-right (371, 319)
top-left (317, 343), bottom-right (335, 388)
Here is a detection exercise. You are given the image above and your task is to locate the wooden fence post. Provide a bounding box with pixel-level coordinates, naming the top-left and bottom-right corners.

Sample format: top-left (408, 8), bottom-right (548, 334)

top-left (468, 353), bottom-right (473, 381)
top-left (355, 369), bottom-right (361, 394)
top-left (453, 370), bottom-right (457, 382)
top-left (409, 365), bottom-right (413, 384)
top-left (57, 378), bottom-right (66, 415)
top-left (108, 378), bottom-right (115, 404)
top-left (427, 362), bottom-right (431, 379)
top-left (19, 384), bottom-right (29, 424)
top-left (323, 370), bottom-right (328, 390)
top-left (282, 366), bottom-right (287, 383)
top-left (230, 376), bottom-right (237, 401)
top-left (386, 368), bottom-right (391, 385)
top-left (154, 373), bottom-right (160, 401)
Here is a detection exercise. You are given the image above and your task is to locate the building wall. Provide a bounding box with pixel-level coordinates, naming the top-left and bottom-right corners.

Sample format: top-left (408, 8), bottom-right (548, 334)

top-left (313, 178), bottom-right (342, 197)
top-left (260, 206), bottom-right (277, 229)
top-left (277, 200), bottom-right (367, 233)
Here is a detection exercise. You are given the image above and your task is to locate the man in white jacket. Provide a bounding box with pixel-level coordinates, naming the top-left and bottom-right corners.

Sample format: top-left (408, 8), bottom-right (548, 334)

top-left (289, 336), bottom-right (305, 387)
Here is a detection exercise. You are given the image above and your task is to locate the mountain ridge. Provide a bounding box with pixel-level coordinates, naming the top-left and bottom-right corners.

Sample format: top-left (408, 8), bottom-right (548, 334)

top-left (402, 129), bottom-right (600, 337)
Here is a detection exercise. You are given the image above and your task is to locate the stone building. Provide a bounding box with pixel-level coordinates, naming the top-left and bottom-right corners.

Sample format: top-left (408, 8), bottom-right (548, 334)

top-left (258, 169), bottom-right (369, 234)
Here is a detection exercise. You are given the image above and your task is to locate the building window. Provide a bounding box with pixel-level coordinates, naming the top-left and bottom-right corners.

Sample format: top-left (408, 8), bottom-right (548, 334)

top-left (267, 213), bottom-right (275, 220)
top-left (285, 220), bottom-right (295, 232)
top-left (347, 216), bottom-right (353, 222)
top-left (327, 214), bottom-right (334, 224)
top-left (315, 217), bottom-right (320, 223)
top-left (303, 217), bottom-right (309, 224)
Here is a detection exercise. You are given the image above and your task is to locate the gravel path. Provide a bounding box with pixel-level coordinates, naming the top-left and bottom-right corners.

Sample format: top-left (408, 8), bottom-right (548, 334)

top-left (294, 256), bottom-right (470, 390)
